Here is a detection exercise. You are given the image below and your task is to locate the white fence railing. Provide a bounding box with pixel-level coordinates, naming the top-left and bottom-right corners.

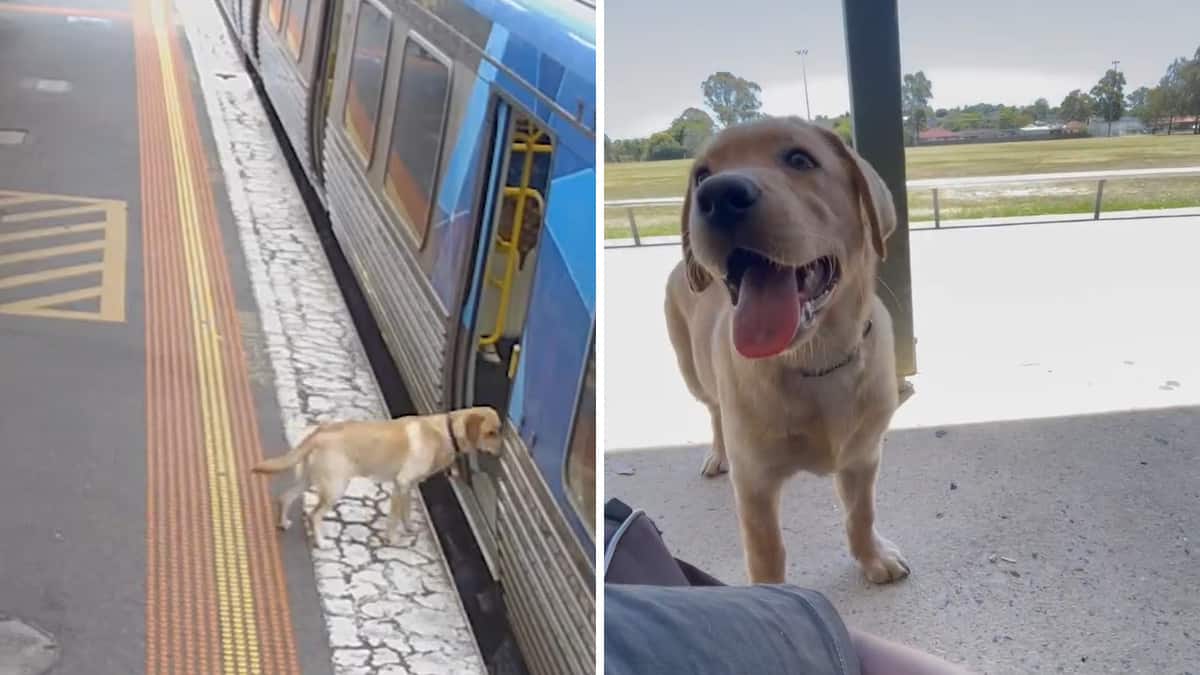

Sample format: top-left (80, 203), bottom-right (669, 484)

top-left (605, 166), bottom-right (1200, 245)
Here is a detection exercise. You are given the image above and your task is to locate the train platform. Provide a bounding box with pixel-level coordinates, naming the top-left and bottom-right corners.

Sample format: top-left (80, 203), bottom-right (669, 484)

top-left (0, 1), bottom-right (484, 673)
top-left (604, 212), bottom-right (1200, 672)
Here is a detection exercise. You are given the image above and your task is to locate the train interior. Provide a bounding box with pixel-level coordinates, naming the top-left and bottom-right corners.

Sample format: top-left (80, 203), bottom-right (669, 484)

top-left (469, 111), bottom-right (552, 419)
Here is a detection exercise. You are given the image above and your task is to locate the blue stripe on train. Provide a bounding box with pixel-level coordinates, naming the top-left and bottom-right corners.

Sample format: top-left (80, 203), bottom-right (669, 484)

top-left (460, 0), bottom-right (594, 80)
top-left (543, 166), bottom-right (594, 314)
top-left (440, 25), bottom-right (508, 313)
top-left (508, 235), bottom-right (592, 550)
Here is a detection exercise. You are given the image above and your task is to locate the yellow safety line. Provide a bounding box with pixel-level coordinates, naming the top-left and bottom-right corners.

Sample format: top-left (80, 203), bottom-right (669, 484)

top-left (0, 261), bottom-right (102, 289)
top-left (0, 204), bottom-right (105, 224)
top-left (148, 0), bottom-right (259, 672)
top-left (0, 221), bottom-right (106, 244)
top-left (100, 200), bottom-right (128, 322)
top-left (0, 239), bottom-right (105, 265)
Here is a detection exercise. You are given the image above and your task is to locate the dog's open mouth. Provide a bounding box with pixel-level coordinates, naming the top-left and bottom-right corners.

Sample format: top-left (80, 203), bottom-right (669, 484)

top-left (724, 248), bottom-right (841, 359)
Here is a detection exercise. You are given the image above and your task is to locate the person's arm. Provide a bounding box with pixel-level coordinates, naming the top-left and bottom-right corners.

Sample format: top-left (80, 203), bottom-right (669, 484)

top-left (848, 628), bottom-right (974, 675)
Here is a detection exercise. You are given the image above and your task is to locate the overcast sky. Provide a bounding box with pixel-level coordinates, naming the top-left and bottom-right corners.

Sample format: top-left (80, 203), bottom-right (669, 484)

top-left (604, 0), bottom-right (1199, 138)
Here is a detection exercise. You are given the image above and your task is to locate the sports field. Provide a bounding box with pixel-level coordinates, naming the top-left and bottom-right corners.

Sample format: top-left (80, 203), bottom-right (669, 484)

top-left (604, 133), bottom-right (1200, 238)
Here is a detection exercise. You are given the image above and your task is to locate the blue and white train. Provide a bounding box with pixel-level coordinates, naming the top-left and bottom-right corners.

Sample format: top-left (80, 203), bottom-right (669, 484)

top-left (215, 0), bottom-right (595, 672)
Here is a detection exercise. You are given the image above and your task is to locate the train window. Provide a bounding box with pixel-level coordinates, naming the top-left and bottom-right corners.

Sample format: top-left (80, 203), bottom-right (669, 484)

top-left (285, 0), bottom-right (310, 58)
top-left (383, 35), bottom-right (451, 242)
top-left (267, 0), bottom-right (285, 30)
top-left (564, 339), bottom-right (595, 536)
top-left (342, 0), bottom-right (392, 164)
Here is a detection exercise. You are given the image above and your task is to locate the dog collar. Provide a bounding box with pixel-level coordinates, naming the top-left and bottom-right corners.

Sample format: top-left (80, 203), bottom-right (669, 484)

top-left (798, 321), bottom-right (872, 377)
top-left (446, 415), bottom-right (463, 454)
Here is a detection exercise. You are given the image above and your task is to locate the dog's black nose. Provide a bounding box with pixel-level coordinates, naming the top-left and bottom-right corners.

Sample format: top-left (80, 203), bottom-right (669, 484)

top-left (695, 173), bottom-right (760, 229)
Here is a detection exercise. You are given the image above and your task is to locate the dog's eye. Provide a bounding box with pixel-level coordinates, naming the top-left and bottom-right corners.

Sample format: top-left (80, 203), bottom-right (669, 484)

top-left (693, 167), bottom-right (711, 186)
top-left (784, 149), bottom-right (818, 170)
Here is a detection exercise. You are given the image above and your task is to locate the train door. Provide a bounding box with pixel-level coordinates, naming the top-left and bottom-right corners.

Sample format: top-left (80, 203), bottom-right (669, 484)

top-left (309, 0), bottom-right (343, 187)
top-left (452, 98), bottom-right (554, 569)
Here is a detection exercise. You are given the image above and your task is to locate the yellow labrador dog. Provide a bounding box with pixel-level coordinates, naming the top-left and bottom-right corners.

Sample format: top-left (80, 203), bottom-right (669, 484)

top-left (665, 117), bottom-right (909, 584)
top-left (252, 406), bottom-right (503, 548)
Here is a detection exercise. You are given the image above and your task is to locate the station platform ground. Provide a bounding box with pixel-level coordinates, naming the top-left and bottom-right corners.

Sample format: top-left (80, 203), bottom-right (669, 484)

top-left (605, 212), bottom-right (1200, 673)
top-left (0, 1), bottom-right (484, 673)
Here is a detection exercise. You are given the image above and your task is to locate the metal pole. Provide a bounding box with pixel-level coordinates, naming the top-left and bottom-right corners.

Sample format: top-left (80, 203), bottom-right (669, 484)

top-left (625, 207), bottom-right (641, 246)
top-left (1093, 179), bottom-right (1106, 220)
top-left (932, 188), bottom-right (940, 228)
top-left (842, 0), bottom-right (916, 377)
top-left (1109, 60), bottom-right (1120, 137)
top-left (795, 49), bottom-right (812, 121)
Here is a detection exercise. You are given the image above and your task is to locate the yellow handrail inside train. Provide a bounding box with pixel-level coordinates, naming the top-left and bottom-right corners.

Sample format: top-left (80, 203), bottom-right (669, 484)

top-left (479, 122), bottom-right (552, 348)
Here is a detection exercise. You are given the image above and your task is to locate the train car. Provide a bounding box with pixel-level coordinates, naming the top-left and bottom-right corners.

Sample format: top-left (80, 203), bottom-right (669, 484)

top-left (214, 0), bottom-right (597, 673)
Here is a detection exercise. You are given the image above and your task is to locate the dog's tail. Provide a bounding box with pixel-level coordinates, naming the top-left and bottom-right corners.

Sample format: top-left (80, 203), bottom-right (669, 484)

top-left (252, 425), bottom-right (323, 475)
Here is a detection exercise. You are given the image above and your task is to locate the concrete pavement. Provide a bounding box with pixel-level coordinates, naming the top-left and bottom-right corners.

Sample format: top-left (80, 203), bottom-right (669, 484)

top-left (604, 212), bottom-right (1200, 673)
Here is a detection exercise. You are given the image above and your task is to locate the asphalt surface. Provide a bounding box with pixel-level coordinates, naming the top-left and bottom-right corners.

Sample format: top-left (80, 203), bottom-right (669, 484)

top-left (0, 4), bottom-right (330, 673)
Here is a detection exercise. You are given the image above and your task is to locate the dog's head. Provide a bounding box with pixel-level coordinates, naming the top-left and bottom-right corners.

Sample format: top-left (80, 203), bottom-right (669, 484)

top-left (681, 116), bottom-right (897, 360)
top-left (459, 406), bottom-right (504, 456)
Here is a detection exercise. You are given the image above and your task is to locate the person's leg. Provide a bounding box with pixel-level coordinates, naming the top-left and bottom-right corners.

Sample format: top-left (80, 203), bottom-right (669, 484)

top-left (849, 628), bottom-right (973, 675)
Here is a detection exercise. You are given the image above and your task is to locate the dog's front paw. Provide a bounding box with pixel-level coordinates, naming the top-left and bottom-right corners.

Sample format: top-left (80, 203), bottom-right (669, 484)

top-left (700, 450), bottom-right (728, 477)
top-left (278, 518), bottom-right (292, 531)
top-left (312, 536), bottom-right (332, 550)
top-left (859, 537), bottom-right (910, 584)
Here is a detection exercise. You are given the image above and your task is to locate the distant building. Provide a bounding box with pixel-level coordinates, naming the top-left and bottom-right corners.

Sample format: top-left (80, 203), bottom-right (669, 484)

top-left (1150, 115), bottom-right (1198, 134)
top-left (1063, 121), bottom-right (1088, 135)
top-left (1018, 122), bottom-right (1058, 138)
top-left (918, 127), bottom-right (959, 143)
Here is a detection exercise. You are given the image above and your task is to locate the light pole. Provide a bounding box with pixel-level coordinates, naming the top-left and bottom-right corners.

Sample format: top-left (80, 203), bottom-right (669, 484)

top-left (795, 49), bottom-right (812, 120)
top-left (1109, 59), bottom-right (1120, 137)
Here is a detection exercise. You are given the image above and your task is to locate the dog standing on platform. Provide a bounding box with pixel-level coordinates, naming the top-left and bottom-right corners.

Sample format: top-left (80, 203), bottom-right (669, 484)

top-left (252, 406), bottom-right (503, 548)
top-left (664, 117), bottom-right (910, 585)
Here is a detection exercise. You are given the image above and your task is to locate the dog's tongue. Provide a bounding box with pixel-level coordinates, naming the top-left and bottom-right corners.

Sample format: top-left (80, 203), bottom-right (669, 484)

top-left (732, 264), bottom-right (801, 358)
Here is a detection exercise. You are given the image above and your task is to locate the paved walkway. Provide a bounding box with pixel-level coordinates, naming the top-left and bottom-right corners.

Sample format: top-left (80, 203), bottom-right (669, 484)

top-left (605, 213), bottom-right (1200, 673)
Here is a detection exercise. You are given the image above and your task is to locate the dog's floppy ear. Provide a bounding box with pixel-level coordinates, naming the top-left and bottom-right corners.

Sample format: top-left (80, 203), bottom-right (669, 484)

top-left (463, 409), bottom-right (486, 446)
top-left (816, 127), bottom-right (898, 261)
top-left (680, 178), bottom-right (713, 292)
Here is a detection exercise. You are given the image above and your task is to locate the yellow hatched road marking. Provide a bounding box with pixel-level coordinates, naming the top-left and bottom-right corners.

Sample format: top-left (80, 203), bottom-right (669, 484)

top-left (0, 287), bottom-right (103, 320)
top-left (0, 261), bottom-right (103, 289)
top-left (0, 190), bottom-right (126, 322)
top-left (0, 221), bottom-right (106, 245)
top-left (0, 239), bottom-right (105, 265)
top-left (147, 0), bottom-right (259, 672)
top-left (1, 203), bottom-right (106, 224)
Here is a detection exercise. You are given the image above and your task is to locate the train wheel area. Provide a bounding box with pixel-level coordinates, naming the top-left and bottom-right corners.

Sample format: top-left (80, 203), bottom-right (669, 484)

top-left (0, 1), bottom-right (487, 673)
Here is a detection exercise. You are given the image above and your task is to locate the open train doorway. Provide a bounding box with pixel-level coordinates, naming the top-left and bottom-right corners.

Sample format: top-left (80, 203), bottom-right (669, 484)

top-left (452, 100), bottom-right (554, 571)
top-left (466, 105), bottom-right (552, 420)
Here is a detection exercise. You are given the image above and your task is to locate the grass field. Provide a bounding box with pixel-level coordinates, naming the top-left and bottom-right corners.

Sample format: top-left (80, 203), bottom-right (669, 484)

top-left (604, 134), bottom-right (1200, 238)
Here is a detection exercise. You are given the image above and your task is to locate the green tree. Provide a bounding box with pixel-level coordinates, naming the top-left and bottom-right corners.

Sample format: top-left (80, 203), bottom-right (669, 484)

top-left (997, 106), bottom-right (1033, 130)
top-left (833, 114), bottom-right (854, 147)
top-left (1090, 68), bottom-right (1127, 136)
top-left (644, 131), bottom-right (688, 161)
top-left (901, 71), bottom-right (934, 144)
top-left (1126, 86), bottom-right (1153, 125)
top-left (1155, 58), bottom-right (1189, 134)
top-left (701, 72), bottom-right (763, 128)
top-left (667, 107), bottom-right (716, 156)
top-left (1058, 89), bottom-right (1093, 123)
top-left (1032, 97), bottom-right (1051, 121)
top-left (1182, 47), bottom-right (1200, 132)
top-left (610, 137), bottom-right (648, 162)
